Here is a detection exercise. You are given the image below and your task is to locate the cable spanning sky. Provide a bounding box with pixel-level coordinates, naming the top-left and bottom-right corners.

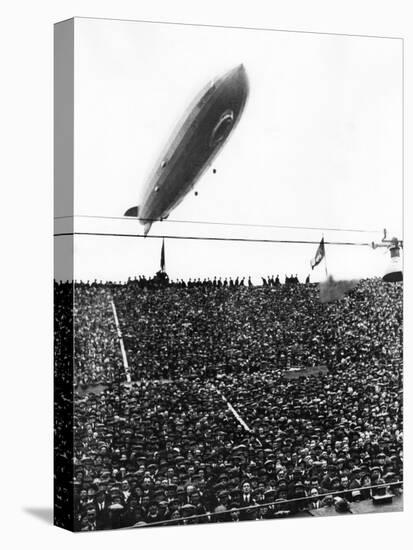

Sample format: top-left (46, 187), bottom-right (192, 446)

top-left (55, 18), bottom-right (402, 283)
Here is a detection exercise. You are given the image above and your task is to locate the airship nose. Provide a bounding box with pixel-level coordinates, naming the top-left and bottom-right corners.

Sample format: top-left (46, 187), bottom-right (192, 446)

top-left (223, 63), bottom-right (246, 79)
top-left (235, 63), bottom-right (249, 94)
top-left (231, 63), bottom-right (246, 77)
top-left (225, 63), bottom-right (248, 88)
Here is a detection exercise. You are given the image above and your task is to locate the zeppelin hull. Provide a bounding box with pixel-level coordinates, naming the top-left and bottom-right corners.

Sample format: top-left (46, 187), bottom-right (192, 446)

top-left (127, 65), bottom-right (249, 233)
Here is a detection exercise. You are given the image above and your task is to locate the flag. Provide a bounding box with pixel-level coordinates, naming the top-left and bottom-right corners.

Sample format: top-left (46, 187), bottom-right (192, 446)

top-left (160, 238), bottom-right (165, 272)
top-left (311, 237), bottom-right (325, 270)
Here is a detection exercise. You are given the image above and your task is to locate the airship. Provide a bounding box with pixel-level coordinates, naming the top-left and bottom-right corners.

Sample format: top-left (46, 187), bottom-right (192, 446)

top-left (124, 64), bottom-right (249, 235)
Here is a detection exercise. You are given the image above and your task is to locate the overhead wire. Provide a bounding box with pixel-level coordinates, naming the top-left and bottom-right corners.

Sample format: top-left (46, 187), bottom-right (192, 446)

top-left (54, 214), bottom-right (381, 234)
top-left (54, 231), bottom-right (373, 247)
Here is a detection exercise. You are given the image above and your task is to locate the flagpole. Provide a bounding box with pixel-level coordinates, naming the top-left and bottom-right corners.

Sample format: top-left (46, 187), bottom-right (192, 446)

top-left (160, 238), bottom-right (165, 272)
top-left (323, 233), bottom-right (329, 278)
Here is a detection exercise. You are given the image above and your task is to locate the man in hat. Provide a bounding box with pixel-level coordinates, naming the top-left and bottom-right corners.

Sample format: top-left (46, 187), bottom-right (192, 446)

top-left (85, 506), bottom-right (97, 531)
top-left (239, 481), bottom-right (257, 521)
top-left (94, 489), bottom-right (110, 529)
top-left (145, 502), bottom-right (161, 524)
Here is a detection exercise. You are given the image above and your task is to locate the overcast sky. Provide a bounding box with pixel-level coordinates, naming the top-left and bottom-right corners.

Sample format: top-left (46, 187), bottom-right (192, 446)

top-left (55, 18), bottom-right (403, 283)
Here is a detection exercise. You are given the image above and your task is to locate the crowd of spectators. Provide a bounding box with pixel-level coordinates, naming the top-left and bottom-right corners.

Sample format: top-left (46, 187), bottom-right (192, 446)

top-left (54, 276), bottom-right (403, 530)
top-left (74, 287), bottom-right (123, 386)
top-left (114, 278), bottom-right (402, 382)
top-left (76, 271), bottom-right (299, 291)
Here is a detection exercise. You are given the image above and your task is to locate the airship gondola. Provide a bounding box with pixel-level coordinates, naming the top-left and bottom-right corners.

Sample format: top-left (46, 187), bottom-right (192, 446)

top-left (124, 64), bottom-right (249, 235)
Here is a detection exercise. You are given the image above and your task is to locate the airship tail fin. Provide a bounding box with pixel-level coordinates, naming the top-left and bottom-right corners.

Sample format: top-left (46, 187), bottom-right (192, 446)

top-left (143, 222), bottom-right (152, 237)
top-left (124, 206), bottom-right (139, 217)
